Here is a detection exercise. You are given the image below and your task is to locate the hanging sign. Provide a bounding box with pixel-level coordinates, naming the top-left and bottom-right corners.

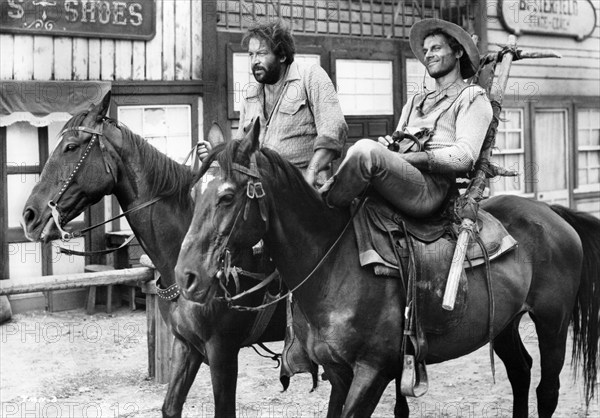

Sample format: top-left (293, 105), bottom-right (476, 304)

top-left (499, 0), bottom-right (597, 41)
top-left (0, 0), bottom-right (156, 40)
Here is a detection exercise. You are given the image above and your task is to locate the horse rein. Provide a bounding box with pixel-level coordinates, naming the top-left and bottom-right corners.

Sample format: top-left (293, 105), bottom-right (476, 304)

top-left (215, 152), bottom-right (365, 312)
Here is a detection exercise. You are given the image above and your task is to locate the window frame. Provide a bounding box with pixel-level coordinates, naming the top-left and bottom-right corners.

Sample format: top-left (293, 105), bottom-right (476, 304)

top-left (1, 124), bottom-right (93, 280)
top-left (108, 94), bottom-right (200, 232)
top-left (488, 107), bottom-right (531, 196)
top-left (574, 106), bottom-right (600, 194)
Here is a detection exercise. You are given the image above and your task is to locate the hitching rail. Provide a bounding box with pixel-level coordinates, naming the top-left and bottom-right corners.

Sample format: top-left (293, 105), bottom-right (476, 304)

top-left (0, 267), bottom-right (154, 296)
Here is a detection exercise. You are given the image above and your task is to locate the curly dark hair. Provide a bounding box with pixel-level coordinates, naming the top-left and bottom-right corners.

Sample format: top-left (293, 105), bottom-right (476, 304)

top-left (242, 20), bottom-right (296, 64)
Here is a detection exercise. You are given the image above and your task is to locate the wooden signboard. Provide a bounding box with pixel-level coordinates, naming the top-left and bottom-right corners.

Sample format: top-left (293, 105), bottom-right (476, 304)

top-left (499, 0), bottom-right (597, 41)
top-left (0, 0), bottom-right (156, 40)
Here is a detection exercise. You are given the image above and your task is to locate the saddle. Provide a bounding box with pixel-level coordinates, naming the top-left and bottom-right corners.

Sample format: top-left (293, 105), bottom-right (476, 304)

top-left (353, 196), bottom-right (517, 333)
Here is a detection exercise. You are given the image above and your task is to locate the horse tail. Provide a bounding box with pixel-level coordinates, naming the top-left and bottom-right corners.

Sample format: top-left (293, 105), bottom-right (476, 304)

top-left (550, 204), bottom-right (600, 405)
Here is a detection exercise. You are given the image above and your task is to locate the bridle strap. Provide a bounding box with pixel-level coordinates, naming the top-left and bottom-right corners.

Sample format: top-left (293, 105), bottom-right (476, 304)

top-left (156, 276), bottom-right (181, 301)
top-left (59, 234), bottom-right (135, 257)
top-left (218, 269), bottom-right (278, 303)
top-left (222, 154), bottom-right (369, 312)
top-left (52, 141), bottom-right (201, 250)
top-left (224, 198), bottom-right (364, 312)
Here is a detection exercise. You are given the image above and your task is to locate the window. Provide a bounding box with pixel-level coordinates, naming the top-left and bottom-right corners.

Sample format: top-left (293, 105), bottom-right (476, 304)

top-left (489, 109), bottom-right (526, 195)
top-left (109, 100), bottom-right (197, 231)
top-left (117, 105), bottom-right (192, 164)
top-left (336, 59), bottom-right (394, 115)
top-left (576, 108), bottom-right (600, 191)
top-left (231, 53), bottom-right (321, 113)
top-left (2, 121), bottom-right (85, 282)
top-left (405, 58), bottom-right (434, 103)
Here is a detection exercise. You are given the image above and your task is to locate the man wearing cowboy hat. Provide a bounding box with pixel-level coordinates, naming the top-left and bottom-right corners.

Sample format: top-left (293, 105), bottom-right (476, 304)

top-left (321, 18), bottom-right (493, 218)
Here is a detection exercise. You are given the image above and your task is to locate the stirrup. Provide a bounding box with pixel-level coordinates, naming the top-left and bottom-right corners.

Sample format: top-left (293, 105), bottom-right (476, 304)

top-left (400, 354), bottom-right (428, 397)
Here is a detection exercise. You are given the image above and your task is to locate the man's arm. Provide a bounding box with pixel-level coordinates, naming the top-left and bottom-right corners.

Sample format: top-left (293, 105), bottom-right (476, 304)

top-left (305, 65), bottom-right (348, 168)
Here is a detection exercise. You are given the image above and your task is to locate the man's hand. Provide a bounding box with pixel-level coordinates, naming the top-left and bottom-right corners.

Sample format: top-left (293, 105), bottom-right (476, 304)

top-left (305, 149), bottom-right (336, 188)
top-left (303, 169), bottom-right (317, 189)
top-left (377, 134), bottom-right (394, 148)
top-left (197, 140), bottom-right (212, 162)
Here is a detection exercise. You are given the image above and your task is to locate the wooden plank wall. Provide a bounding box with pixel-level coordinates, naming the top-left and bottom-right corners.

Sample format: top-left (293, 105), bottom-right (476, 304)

top-left (486, 1), bottom-right (600, 97)
top-left (0, 0), bottom-right (203, 81)
top-left (216, 0), bottom-right (476, 39)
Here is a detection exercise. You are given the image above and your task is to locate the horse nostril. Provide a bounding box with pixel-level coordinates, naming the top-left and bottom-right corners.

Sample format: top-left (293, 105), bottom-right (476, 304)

top-left (184, 271), bottom-right (198, 293)
top-left (23, 207), bottom-right (36, 225)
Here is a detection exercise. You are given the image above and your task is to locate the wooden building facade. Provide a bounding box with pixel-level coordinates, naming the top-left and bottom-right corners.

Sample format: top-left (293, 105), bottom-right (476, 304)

top-left (1, 0), bottom-right (598, 312)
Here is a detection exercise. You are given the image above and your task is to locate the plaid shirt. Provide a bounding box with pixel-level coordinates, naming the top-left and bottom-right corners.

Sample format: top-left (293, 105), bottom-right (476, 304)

top-left (235, 61), bottom-right (348, 168)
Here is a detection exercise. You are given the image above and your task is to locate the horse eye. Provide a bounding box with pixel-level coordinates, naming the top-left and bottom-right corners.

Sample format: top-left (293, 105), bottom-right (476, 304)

top-left (218, 193), bottom-right (234, 206)
top-left (64, 143), bottom-right (79, 152)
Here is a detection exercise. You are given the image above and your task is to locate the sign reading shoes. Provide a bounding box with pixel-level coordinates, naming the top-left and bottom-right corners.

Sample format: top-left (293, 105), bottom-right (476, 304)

top-left (0, 0), bottom-right (155, 40)
top-left (499, 0), bottom-right (597, 41)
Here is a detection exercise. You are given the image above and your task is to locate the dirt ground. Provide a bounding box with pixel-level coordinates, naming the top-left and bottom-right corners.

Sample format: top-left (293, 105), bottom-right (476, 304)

top-left (1, 307), bottom-right (597, 417)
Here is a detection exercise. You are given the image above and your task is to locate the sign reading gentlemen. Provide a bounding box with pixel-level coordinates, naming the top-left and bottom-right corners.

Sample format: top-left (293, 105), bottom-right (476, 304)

top-left (0, 0), bottom-right (155, 40)
top-left (499, 0), bottom-right (597, 41)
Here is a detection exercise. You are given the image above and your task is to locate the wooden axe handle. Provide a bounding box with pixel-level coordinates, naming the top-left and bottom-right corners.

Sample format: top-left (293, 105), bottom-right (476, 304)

top-left (442, 35), bottom-right (518, 311)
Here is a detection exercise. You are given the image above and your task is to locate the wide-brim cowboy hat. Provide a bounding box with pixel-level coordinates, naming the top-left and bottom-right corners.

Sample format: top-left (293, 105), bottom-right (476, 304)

top-left (409, 18), bottom-right (480, 79)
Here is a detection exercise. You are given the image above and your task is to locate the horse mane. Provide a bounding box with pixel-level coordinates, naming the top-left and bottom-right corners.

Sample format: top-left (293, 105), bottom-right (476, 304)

top-left (106, 118), bottom-right (195, 207)
top-left (259, 147), bottom-right (323, 202)
top-left (195, 139), bottom-right (338, 222)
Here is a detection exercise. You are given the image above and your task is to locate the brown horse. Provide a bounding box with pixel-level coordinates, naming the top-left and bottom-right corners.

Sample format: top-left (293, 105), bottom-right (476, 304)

top-left (176, 119), bottom-right (600, 417)
top-left (20, 92), bottom-right (288, 418)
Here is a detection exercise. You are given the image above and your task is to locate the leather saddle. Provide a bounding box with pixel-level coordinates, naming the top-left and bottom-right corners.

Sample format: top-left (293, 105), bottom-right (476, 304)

top-left (352, 196), bottom-right (518, 334)
top-left (353, 196), bottom-right (517, 276)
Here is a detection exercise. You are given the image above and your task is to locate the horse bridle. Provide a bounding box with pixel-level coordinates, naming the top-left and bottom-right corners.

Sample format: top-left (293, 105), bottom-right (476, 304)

top-left (214, 151), bottom-right (362, 312)
top-left (48, 121), bottom-right (117, 241)
top-left (48, 120), bottom-right (200, 244)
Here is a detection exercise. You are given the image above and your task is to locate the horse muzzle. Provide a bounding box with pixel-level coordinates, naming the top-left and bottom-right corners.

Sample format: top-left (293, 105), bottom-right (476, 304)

top-left (176, 267), bottom-right (219, 305)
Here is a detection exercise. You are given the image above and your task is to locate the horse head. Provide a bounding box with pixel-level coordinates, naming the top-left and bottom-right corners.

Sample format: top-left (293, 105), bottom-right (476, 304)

top-left (176, 118), bottom-right (270, 303)
top-left (21, 91), bottom-right (121, 242)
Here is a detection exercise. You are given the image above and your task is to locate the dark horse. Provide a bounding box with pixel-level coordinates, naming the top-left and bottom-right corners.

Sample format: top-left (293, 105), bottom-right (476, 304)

top-left (176, 120), bottom-right (600, 417)
top-left (21, 92), bottom-right (288, 417)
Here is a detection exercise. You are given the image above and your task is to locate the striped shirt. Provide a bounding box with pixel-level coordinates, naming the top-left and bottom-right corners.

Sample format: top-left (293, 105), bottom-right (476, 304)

top-left (235, 61), bottom-right (348, 168)
top-left (396, 84), bottom-right (493, 173)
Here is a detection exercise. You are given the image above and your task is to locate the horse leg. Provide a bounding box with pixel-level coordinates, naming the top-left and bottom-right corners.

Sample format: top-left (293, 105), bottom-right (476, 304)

top-left (394, 379), bottom-right (409, 418)
top-left (493, 315), bottom-right (533, 417)
top-left (340, 363), bottom-right (390, 418)
top-left (162, 338), bottom-right (204, 418)
top-left (530, 311), bottom-right (570, 418)
top-left (205, 340), bottom-right (241, 418)
top-left (323, 365), bottom-right (352, 418)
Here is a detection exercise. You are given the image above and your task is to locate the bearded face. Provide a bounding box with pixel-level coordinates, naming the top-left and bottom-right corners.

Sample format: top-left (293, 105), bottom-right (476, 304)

top-left (248, 37), bottom-right (286, 85)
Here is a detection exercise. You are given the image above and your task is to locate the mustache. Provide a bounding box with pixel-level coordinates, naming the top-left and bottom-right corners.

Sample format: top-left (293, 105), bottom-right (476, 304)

top-left (252, 65), bottom-right (266, 72)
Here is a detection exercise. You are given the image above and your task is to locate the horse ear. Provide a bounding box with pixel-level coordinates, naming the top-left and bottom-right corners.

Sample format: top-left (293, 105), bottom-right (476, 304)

top-left (247, 117), bottom-right (261, 152)
top-left (98, 91), bottom-right (112, 119)
top-left (83, 91), bottom-right (111, 126)
top-left (238, 117), bottom-right (261, 157)
top-left (207, 122), bottom-right (225, 146)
